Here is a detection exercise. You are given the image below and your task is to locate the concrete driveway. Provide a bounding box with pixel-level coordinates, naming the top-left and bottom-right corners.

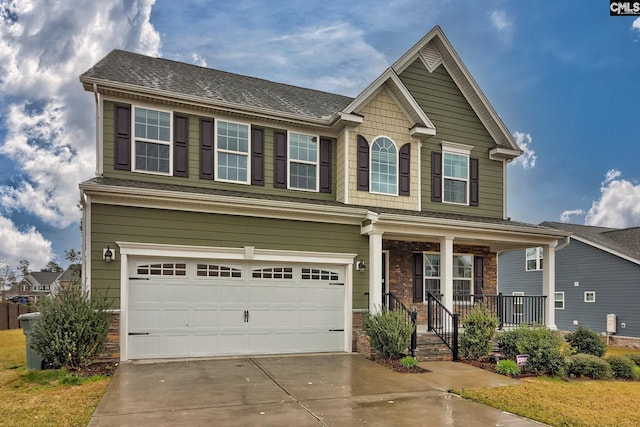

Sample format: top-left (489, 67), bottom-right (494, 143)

top-left (89, 354), bottom-right (545, 426)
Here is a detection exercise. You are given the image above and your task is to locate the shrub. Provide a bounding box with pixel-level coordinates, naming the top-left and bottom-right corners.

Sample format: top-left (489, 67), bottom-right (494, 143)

top-left (459, 303), bottom-right (499, 360)
top-left (567, 354), bottom-right (612, 379)
top-left (624, 353), bottom-right (640, 366)
top-left (363, 309), bottom-right (414, 359)
top-left (495, 359), bottom-right (521, 376)
top-left (605, 355), bottom-right (638, 379)
top-left (401, 356), bottom-right (418, 369)
top-left (634, 366), bottom-right (640, 378)
top-left (30, 282), bottom-right (111, 370)
top-left (498, 325), bottom-right (566, 376)
top-left (565, 326), bottom-right (607, 357)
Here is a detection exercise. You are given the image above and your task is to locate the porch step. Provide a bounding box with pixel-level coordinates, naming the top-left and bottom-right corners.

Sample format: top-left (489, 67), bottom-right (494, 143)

top-left (414, 332), bottom-right (453, 362)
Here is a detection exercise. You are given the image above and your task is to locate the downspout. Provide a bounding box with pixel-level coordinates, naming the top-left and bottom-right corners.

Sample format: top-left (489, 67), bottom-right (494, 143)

top-left (556, 236), bottom-right (570, 251)
top-left (92, 83), bottom-right (103, 176)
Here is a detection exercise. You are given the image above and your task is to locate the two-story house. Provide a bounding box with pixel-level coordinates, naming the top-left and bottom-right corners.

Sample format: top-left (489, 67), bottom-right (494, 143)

top-left (79, 26), bottom-right (567, 362)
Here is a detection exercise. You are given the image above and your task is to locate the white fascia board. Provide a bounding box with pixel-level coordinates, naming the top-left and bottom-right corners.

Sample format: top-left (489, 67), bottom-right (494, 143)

top-left (83, 78), bottom-right (334, 129)
top-left (117, 241), bottom-right (357, 265)
top-left (490, 147), bottom-right (522, 161)
top-left (80, 182), bottom-right (367, 226)
top-left (570, 235), bottom-right (640, 267)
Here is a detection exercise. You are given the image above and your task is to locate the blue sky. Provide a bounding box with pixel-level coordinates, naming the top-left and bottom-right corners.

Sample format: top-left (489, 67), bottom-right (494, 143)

top-left (1, 0), bottom-right (640, 269)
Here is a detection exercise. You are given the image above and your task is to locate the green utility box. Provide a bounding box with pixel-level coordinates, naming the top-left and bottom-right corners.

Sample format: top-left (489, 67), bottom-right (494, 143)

top-left (18, 312), bottom-right (44, 370)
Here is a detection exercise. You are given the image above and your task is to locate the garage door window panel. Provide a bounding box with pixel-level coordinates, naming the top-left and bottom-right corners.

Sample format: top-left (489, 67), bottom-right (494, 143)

top-left (137, 263), bottom-right (186, 276)
top-left (301, 268), bottom-right (339, 281)
top-left (252, 267), bottom-right (293, 279)
top-left (197, 264), bottom-right (242, 278)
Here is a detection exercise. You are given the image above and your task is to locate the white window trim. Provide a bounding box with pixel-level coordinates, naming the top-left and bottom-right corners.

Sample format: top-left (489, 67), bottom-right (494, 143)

top-left (215, 119), bottom-right (251, 185)
top-left (526, 247), bottom-right (544, 271)
top-left (369, 135), bottom-right (399, 196)
top-left (132, 105), bottom-right (173, 176)
top-left (554, 291), bottom-right (565, 310)
top-left (584, 291), bottom-right (596, 303)
top-left (287, 131), bottom-right (319, 192)
top-left (441, 141), bottom-right (473, 206)
top-left (422, 252), bottom-right (473, 302)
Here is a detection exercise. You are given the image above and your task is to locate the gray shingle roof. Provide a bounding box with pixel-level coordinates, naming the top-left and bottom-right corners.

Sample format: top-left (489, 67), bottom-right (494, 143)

top-left (541, 221), bottom-right (640, 261)
top-left (80, 49), bottom-right (353, 120)
top-left (28, 271), bottom-right (61, 286)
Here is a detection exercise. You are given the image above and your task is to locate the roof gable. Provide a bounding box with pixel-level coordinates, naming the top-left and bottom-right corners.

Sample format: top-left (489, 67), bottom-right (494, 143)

top-left (27, 271), bottom-right (62, 286)
top-left (392, 26), bottom-right (521, 155)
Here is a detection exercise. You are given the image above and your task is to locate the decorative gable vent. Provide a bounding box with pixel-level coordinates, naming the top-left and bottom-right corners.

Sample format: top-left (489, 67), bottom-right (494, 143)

top-left (420, 41), bottom-right (442, 72)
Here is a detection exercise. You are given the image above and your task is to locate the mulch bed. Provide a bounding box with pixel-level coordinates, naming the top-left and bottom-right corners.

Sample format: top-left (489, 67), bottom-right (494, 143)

top-left (373, 357), bottom-right (430, 374)
top-left (72, 360), bottom-right (119, 377)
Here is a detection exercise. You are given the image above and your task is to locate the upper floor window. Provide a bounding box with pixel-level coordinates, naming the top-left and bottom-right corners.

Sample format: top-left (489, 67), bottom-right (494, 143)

top-left (134, 107), bottom-right (172, 174)
top-left (526, 247), bottom-right (543, 271)
top-left (370, 137), bottom-right (398, 195)
top-left (216, 121), bottom-right (249, 183)
top-left (289, 132), bottom-right (318, 191)
top-left (443, 152), bottom-right (468, 204)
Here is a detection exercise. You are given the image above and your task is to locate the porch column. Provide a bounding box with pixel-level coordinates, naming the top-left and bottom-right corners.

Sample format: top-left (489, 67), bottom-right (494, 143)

top-left (368, 231), bottom-right (384, 313)
top-left (440, 236), bottom-right (454, 312)
top-left (543, 241), bottom-right (557, 330)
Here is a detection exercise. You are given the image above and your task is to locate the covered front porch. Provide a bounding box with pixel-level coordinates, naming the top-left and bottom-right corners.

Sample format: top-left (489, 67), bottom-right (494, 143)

top-left (361, 210), bottom-right (569, 332)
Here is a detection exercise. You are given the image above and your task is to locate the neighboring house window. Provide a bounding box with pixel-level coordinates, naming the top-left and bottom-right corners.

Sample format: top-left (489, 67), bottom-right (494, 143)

top-left (443, 152), bottom-right (468, 204)
top-left (288, 132), bottom-right (318, 191)
top-left (216, 120), bottom-right (250, 183)
top-left (423, 253), bottom-right (472, 302)
top-left (21, 284), bottom-right (28, 291)
top-left (526, 247), bottom-right (544, 271)
top-left (370, 137), bottom-right (397, 195)
top-left (134, 107), bottom-right (172, 174)
top-left (584, 291), bottom-right (596, 303)
top-left (554, 292), bottom-right (565, 309)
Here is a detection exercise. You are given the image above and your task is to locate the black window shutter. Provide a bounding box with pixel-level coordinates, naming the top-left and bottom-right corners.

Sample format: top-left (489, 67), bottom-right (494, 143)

top-left (357, 134), bottom-right (369, 191)
top-left (413, 253), bottom-right (424, 303)
top-left (114, 104), bottom-right (131, 171)
top-left (399, 143), bottom-right (411, 196)
top-left (173, 114), bottom-right (189, 177)
top-left (251, 126), bottom-right (264, 186)
top-left (470, 157), bottom-right (479, 207)
top-left (273, 130), bottom-right (287, 188)
top-left (319, 137), bottom-right (332, 193)
top-left (474, 256), bottom-right (484, 295)
top-left (199, 118), bottom-right (214, 180)
top-left (431, 151), bottom-right (442, 202)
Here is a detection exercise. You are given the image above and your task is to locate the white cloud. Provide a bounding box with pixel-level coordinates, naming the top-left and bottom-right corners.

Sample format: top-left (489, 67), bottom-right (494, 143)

top-left (510, 131), bottom-right (537, 169)
top-left (491, 10), bottom-right (511, 33)
top-left (0, 0), bottom-right (161, 261)
top-left (192, 52), bottom-right (207, 67)
top-left (560, 209), bottom-right (585, 223)
top-left (632, 17), bottom-right (640, 32)
top-left (0, 216), bottom-right (52, 270)
top-left (584, 169), bottom-right (640, 228)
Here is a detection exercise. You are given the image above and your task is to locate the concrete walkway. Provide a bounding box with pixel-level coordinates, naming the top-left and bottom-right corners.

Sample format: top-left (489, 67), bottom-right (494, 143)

top-left (89, 354), bottom-right (545, 426)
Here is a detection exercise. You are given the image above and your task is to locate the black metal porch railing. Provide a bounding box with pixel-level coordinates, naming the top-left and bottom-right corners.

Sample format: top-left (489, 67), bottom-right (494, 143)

top-left (427, 292), bottom-right (459, 361)
top-left (452, 294), bottom-right (547, 329)
top-left (384, 292), bottom-right (417, 358)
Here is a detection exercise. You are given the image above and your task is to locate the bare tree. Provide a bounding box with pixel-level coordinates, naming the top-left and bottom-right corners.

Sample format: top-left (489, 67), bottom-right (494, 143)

top-left (0, 260), bottom-right (18, 302)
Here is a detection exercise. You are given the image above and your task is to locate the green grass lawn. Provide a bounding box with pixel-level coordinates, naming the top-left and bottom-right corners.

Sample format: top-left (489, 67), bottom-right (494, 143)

top-left (0, 329), bottom-right (111, 427)
top-left (456, 347), bottom-right (640, 427)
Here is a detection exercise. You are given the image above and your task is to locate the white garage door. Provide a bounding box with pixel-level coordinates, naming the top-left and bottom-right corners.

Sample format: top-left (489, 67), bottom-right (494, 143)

top-left (127, 259), bottom-right (346, 359)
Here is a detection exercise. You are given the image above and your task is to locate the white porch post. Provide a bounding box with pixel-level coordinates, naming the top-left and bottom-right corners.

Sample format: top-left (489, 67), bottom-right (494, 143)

top-left (440, 236), bottom-right (454, 312)
top-left (543, 241), bottom-right (557, 330)
top-left (368, 231), bottom-right (383, 313)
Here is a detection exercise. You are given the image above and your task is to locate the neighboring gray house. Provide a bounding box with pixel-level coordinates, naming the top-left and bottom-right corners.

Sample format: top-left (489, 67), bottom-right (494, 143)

top-left (499, 221), bottom-right (640, 339)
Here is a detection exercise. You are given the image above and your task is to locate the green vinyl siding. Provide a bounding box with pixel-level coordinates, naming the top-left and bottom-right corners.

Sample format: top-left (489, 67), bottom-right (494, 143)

top-left (102, 101), bottom-right (336, 200)
top-left (399, 60), bottom-right (505, 218)
top-left (90, 203), bottom-right (369, 309)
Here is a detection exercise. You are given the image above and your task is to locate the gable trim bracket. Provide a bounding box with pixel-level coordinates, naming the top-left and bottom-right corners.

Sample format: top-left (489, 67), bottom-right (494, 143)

top-left (490, 147), bottom-right (522, 162)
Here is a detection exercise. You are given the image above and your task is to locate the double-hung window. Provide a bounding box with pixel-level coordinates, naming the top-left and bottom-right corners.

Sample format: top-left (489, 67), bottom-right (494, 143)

top-left (216, 121), bottom-right (249, 183)
top-left (134, 107), bottom-right (172, 174)
top-left (554, 292), bottom-right (565, 309)
top-left (289, 132), bottom-right (318, 191)
top-left (423, 253), bottom-right (472, 302)
top-left (370, 137), bottom-right (398, 195)
top-left (526, 247), bottom-right (544, 271)
top-left (443, 152), bottom-right (468, 203)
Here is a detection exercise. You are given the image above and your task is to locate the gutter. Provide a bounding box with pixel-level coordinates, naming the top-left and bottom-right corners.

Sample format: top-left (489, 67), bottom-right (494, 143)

top-left (556, 236), bottom-right (571, 251)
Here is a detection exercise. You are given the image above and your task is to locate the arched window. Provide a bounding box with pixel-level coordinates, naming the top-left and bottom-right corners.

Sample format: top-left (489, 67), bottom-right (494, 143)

top-left (370, 137), bottom-right (398, 194)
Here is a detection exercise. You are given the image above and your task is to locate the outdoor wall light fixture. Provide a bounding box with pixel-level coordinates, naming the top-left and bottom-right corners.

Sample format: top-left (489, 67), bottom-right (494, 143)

top-left (103, 246), bottom-right (114, 263)
top-left (356, 259), bottom-right (366, 272)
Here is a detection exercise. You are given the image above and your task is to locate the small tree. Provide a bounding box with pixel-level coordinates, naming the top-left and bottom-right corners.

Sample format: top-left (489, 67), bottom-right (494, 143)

top-left (363, 309), bottom-right (414, 359)
top-left (459, 303), bottom-right (498, 360)
top-left (30, 282), bottom-right (110, 370)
